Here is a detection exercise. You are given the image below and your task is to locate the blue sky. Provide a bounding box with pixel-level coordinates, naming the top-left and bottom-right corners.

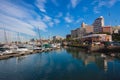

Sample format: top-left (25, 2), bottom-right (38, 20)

top-left (0, 0), bottom-right (120, 41)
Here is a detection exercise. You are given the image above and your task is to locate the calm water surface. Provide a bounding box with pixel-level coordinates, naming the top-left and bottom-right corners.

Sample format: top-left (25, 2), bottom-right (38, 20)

top-left (0, 47), bottom-right (120, 80)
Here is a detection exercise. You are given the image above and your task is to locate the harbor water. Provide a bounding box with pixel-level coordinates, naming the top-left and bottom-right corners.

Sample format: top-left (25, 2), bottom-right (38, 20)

top-left (0, 47), bottom-right (120, 80)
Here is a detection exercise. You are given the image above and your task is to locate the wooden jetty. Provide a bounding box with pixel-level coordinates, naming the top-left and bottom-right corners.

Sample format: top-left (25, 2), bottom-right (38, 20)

top-left (0, 48), bottom-right (55, 60)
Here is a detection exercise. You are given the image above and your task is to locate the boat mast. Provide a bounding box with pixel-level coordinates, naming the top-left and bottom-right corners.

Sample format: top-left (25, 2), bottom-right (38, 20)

top-left (3, 26), bottom-right (8, 44)
top-left (38, 27), bottom-right (42, 45)
top-left (17, 32), bottom-right (21, 43)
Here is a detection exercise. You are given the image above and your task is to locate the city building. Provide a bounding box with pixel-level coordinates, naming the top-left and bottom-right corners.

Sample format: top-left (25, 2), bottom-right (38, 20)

top-left (71, 22), bottom-right (93, 39)
top-left (93, 16), bottom-right (104, 33)
top-left (112, 26), bottom-right (120, 34)
top-left (81, 22), bottom-right (86, 28)
top-left (81, 22), bottom-right (93, 34)
top-left (82, 34), bottom-right (112, 42)
top-left (71, 27), bottom-right (86, 39)
top-left (102, 26), bottom-right (113, 34)
top-left (66, 34), bottom-right (71, 39)
top-left (71, 29), bottom-right (77, 38)
top-left (71, 23), bottom-right (87, 39)
top-left (53, 36), bottom-right (63, 40)
top-left (70, 16), bottom-right (115, 40)
top-left (85, 25), bottom-right (93, 34)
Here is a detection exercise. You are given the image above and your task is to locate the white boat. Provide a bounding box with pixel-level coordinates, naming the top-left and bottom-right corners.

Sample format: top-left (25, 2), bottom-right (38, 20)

top-left (51, 44), bottom-right (57, 48)
top-left (4, 50), bottom-right (13, 54)
top-left (16, 47), bottom-right (29, 53)
top-left (0, 47), bottom-right (14, 54)
top-left (17, 47), bottom-right (29, 51)
top-left (33, 46), bottom-right (42, 50)
top-left (56, 43), bottom-right (61, 48)
top-left (17, 44), bottom-right (34, 53)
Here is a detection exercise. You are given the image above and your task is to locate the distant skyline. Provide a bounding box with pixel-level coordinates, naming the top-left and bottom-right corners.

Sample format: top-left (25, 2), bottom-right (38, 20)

top-left (0, 0), bottom-right (120, 42)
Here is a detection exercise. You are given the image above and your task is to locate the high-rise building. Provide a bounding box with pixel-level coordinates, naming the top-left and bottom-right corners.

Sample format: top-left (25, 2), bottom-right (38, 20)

top-left (93, 16), bottom-right (104, 33)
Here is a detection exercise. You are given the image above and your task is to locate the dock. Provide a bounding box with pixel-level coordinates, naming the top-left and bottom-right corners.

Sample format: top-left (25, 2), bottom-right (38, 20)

top-left (0, 48), bottom-right (56, 60)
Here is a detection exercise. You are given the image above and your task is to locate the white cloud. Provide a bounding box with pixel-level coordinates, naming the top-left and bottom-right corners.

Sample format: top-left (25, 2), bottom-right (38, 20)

top-left (27, 19), bottom-right (47, 31)
top-left (0, 0), bottom-right (47, 38)
top-left (98, 1), bottom-right (106, 7)
top-left (70, 0), bottom-right (81, 8)
top-left (48, 22), bottom-right (54, 27)
top-left (42, 15), bottom-right (55, 27)
top-left (64, 17), bottom-right (73, 23)
top-left (43, 15), bottom-right (52, 22)
top-left (93, 6), bottom-right (100, 13)
top-left (42, 15), bottom-right (60, 27)
top-left (0, 29), bottom-right (30, 42)
top-left (51, 0), bottom-right (59, 6)
top-left (76, 18), bottom-right (84, 23)
top-left (35, 0), bottom-right (46, 13)
top-left (56, 12), bottom-right (63, 18)
top-left (92, 0), bottom-right (119, 13)
top-left (0, 0), bottom-right (31, 19)
top-left (0, 13), bottom-right (36, 35)
top-left (0, 29), bottom-right (5, 42)
top-left (64, 13), bottom-right (73, 23)
top-left (108, 0), bottom-right (118, 7)
top-left (54, 19), bottom-right (60, 24)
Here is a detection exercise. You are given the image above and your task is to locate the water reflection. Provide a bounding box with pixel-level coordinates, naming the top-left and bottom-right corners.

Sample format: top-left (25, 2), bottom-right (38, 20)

top-left (16, 56), bottom-right (27, 63)
top-left (66, 47), bottom-right (119, 72)
top-left (0, 48), bottom-right (120, 80)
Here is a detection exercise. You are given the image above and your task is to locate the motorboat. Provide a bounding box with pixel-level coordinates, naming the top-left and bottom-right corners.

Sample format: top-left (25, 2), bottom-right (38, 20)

top-left (17, 46), bottom-right (29, 52)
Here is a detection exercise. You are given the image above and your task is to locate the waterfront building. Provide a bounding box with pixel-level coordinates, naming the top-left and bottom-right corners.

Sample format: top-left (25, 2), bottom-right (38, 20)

top-left (82, 34), bottom-right (112, 42)
top-left (81, 22), bottom-right (93, 34)
top-left (71, 27), bottom-right (86, 39)
top-left (71, 29), bottom-right (77, 38)
top-left (112, 26), bottom-right (120, 34)
top-left (66, 34), bottom-right (71, 39)
top-left (71, 22), bottom-right (93, 39)
top-left (102, 26), bottom-right (113, 34)
top-left (53, 36), bottom-right (63, 40)
top-left (84, 25), bottom-right (93, 34)
top-left (70, 16), bottom-right (116, 40)
top-left (93, 16), bottom-right (104, 33)
top-left (81, 22), bottom-right (86, 28)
